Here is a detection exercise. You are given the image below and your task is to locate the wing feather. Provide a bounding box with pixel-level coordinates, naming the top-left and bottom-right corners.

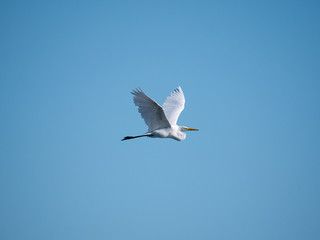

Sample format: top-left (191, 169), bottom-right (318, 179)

top-left (131, 88), bottom-right (171, 132)
top-left (162, 86), bottom-right (185, 125)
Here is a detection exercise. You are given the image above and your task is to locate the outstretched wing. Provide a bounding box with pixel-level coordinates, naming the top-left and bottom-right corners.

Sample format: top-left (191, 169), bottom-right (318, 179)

top-left (131, 88), bottom-right (171, 132)
top-left (162, 86), bottom-right (185, 125)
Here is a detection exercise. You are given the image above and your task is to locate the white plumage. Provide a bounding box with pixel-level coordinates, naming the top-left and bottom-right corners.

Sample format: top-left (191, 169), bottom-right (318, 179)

top-left (162, 87), bottom-right (185, 125)
top-left (122, 86), bottom-right (198, 141)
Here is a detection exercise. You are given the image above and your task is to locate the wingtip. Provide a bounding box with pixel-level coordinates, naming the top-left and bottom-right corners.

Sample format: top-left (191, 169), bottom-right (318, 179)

top-left (172, 86), bottom-right (182, 94)
top-left (131, 87), bottom-right (143, 95)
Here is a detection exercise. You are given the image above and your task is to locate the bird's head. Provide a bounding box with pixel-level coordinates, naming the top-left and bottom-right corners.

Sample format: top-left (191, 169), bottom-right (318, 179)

top-left (181, 126), bottom-right (199, 132)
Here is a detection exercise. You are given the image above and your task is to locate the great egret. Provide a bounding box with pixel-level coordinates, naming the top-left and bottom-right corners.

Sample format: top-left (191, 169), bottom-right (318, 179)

top-left (122, 86), bottom-right (198, 141)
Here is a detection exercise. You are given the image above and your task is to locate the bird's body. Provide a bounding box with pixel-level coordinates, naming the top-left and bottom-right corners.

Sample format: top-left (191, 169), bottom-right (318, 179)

top-left (122, 86), bottom-right (198, 141)
top-left (151, 125), bottom-right (186, 141)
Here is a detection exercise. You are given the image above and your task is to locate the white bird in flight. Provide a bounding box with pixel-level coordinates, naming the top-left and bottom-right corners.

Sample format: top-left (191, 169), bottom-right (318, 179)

top-left (122, 86), bottom-right (198, 141)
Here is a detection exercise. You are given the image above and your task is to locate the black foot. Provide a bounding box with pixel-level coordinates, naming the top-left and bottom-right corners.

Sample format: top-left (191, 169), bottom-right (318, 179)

top-left (121, 136), bottom-right (134, 141)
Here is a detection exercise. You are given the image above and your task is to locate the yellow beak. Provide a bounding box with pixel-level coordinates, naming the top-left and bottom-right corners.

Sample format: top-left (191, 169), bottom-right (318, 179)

top-left (183, 127), bottom-right (199, 131)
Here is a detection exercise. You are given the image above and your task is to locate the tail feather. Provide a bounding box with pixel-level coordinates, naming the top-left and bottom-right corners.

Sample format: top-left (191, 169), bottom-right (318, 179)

top-left (121, 133), bottom-right (151, 141)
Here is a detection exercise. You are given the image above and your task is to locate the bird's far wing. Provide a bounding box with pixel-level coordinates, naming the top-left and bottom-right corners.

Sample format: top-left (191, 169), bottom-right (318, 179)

top-left (162, 86), bottom-right (185, 125)
top-left (131, 88), bottom-right (171, 132)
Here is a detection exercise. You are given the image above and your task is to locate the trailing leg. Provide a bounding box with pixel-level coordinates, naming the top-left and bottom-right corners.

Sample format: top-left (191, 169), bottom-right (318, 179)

top-left (121, 133), bottom-right (152, 141)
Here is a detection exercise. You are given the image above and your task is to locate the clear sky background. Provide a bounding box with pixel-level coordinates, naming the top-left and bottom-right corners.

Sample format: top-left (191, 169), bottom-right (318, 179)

top-left (1, 1), bottom-right (320, 239)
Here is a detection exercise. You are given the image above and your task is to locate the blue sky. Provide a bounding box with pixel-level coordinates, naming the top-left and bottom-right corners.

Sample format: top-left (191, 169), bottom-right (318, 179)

top-left (1, 1), bottom-right (320, 239)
